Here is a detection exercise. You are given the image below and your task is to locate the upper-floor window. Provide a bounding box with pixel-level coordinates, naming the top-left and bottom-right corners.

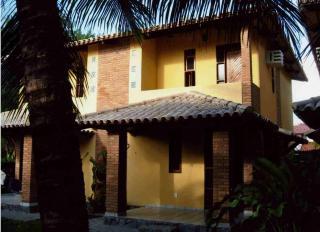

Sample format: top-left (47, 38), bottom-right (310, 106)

top-left (216, 44), bottom-right (241, 84)
top-left (217, 46), bottom-right (226, 83)
top-left (184, 49), bottom-right (195, 87)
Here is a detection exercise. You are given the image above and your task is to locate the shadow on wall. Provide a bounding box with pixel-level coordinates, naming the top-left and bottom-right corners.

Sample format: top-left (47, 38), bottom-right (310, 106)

top-left (127, 127), bottom-right (205, 209)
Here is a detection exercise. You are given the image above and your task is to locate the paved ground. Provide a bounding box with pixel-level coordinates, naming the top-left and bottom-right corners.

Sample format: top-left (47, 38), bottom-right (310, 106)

top-left (1, 209), bottom-right (138, 232)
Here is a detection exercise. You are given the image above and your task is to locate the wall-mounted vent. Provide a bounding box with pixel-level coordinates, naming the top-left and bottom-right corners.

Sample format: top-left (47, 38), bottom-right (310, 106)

top-left (316, 47), bottom-right (320, 62)
top-left (266, 50), bottom-right (284, 66)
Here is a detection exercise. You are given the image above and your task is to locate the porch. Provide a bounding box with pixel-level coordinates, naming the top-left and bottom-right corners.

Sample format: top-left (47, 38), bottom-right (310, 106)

top-left (1, 91), bottom-right (297, 222)
top-left (105, 206), bottom-right (230, 231)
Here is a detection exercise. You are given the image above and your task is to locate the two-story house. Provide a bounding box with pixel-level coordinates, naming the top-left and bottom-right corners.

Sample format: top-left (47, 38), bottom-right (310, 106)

top-left (2, 17), bottom-right (306, 216)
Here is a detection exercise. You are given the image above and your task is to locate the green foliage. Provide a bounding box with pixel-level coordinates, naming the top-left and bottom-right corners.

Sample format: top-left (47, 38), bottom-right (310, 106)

top-left (73, 29), bottom-right (95, 40)
top-left (1, 137), bottom-right (15, 165)
top-left (88, 151), bottom-right (107, 213)
top-left (209, 152), bottom-right (320, 232)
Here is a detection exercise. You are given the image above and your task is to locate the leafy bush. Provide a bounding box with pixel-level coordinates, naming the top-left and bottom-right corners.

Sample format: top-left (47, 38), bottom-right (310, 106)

top-left (87, 151), bottom-right (107, 213)
top-left (209, 151), bottom-right (320, 232)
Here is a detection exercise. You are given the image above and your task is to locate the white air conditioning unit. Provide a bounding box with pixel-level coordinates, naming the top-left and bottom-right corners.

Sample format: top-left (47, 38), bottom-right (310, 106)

top-left (316, 47), bottom-right (320, 62)
top-left (266, 50), bottom-right (284, 67)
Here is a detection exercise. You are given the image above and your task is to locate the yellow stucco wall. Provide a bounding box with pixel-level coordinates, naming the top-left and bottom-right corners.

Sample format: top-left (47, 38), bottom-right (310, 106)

top-left (251, 39), bottom-right (293, 129)
top-left (156, 30), bottom-right (217, 89)
top-left (254, 40), bottom-right (278, 123)
top-left (279, 70), bottom-right (293, 130)
top-left (73, 44), bottom-right (99, 115)
top-left (79, 134), bottom-right (96, 198)
top-left (127, 129), bottom-right (204, 209)
top-left (141, 39), bottom-right (157, 90)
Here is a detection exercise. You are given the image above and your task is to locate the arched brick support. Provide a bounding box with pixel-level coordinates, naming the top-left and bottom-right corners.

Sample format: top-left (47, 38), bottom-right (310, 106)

top-left (105, 131), bottom-right (127, 216)
top-left (21, 135), bottom-right (37, 208)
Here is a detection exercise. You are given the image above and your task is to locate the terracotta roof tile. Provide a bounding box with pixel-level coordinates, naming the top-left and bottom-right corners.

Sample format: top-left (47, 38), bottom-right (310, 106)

top-left (78, 91), bottom-right (251, 127)
top-left (294, 123), bottom-right (312, 134)
top-left (2, 92), bottom-right (253, 128)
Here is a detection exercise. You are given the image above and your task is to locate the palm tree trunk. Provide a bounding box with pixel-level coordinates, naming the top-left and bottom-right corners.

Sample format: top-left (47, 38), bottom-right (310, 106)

top-left (16, 0), bottom-right (89, 231)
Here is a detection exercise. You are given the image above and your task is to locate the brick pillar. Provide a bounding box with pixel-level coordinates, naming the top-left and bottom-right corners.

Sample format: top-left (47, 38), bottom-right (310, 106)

top-left (21, 135), bottom-right (37, 209)
top-left (212, 131), bottom-right (230, 205)
top-left (105, 131), bottom-right (127, 216)
top-left (241, 28), bottom-right (260, 112)
top-left (14, 136), bottom-right (22, 181)
top-left (243, 160), bottom-right (253, 184)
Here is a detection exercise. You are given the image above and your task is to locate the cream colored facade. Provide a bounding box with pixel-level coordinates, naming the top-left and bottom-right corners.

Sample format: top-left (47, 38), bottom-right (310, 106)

top-left (75, 27), bottom-right (296, 204)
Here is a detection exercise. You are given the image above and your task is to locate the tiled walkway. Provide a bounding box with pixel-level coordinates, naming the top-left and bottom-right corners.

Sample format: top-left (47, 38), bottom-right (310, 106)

top-left (125, 207), bottom-right (206, 225)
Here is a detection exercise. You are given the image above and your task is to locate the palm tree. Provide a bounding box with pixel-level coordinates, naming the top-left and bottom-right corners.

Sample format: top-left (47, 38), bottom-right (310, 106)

top-left (2, 0), bottom-right (150, 231)
top-left (2, 0), bottom-right (305, 231)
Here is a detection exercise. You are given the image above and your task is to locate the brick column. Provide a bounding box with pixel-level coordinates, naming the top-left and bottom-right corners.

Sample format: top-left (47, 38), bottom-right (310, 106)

top-left (241, 28), bottom-right (252, 106)
top-left (212, 131), bottom-right (230, 204)
top-left (243, 160), bottom-right (253, 184)
top-left (241, 28), bottom-right (260, 112)
top-left (105, 131), bottom-right (127, 216)
top-left (21, 135), bottom-right (37, 210)
top-left (14, 136), bottom-right (23, 181)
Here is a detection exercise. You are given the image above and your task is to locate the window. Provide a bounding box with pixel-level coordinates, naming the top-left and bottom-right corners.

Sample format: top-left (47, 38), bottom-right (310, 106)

top-left (216, 46), bottom-right (226, 83)
top-left (169, 132), bottom-right (182, 173)
top-left (216, 44), bottom-right (241, 83)
top-left (184, 49), bottom-right (195, 87)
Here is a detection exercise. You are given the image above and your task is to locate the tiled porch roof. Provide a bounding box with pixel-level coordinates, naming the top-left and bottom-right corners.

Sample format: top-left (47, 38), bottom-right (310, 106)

top-left (293, 96), bottom-right (320, 129)
top-left (78, 92), bottom-right (261, 127)
top-left (1, 109), bottom-right (29, 129)
top-left (1, 92), bottom-right (256, 128)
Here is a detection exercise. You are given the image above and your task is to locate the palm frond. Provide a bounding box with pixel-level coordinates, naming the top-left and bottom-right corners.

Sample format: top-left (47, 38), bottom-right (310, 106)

top-left (62, 0), bottom-right (153, 42)
top-left (151, 0), bottom-right (305, 57)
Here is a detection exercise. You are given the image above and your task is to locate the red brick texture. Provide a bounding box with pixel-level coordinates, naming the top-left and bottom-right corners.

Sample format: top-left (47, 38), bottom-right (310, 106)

top-left (241, 28), bottom-right (260, 112)
top-left (105, 132), bottom-right (127, 215)
top-left (96, 40), bottom-right (130, 166)
top-left (97, 41), bottom-right (130, 112)
top-left (14, 136), bottom-right (22, 181)
top-left (212, 131), bottom-right (230, 204)
top-left (241, 28), bottom-right (252, 107)
top-left (21, 135), bottom-right (37, 203)
top-left (243, 160), bottom-right (253, 184)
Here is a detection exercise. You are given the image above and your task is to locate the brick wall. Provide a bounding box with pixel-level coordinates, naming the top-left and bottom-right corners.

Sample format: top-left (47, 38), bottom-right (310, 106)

top-left (97, 40), bottom-right (130, 112)
top-left (21, 135), bottom-right (37, 203)
top-left (243, 160), bottom-right (253, 184)
top-left (212, 131), bottom-right (230, 204)
top-left (96, 40), bottom-right (130, 164)
top-left (105, 132), bottom-right (127, 215)
top-left (241, 28), bottom-right (252, 107)
top-left (241, 28), bottom-right (260, 112)
top-left (14, 136), bottom-right (22, 181)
